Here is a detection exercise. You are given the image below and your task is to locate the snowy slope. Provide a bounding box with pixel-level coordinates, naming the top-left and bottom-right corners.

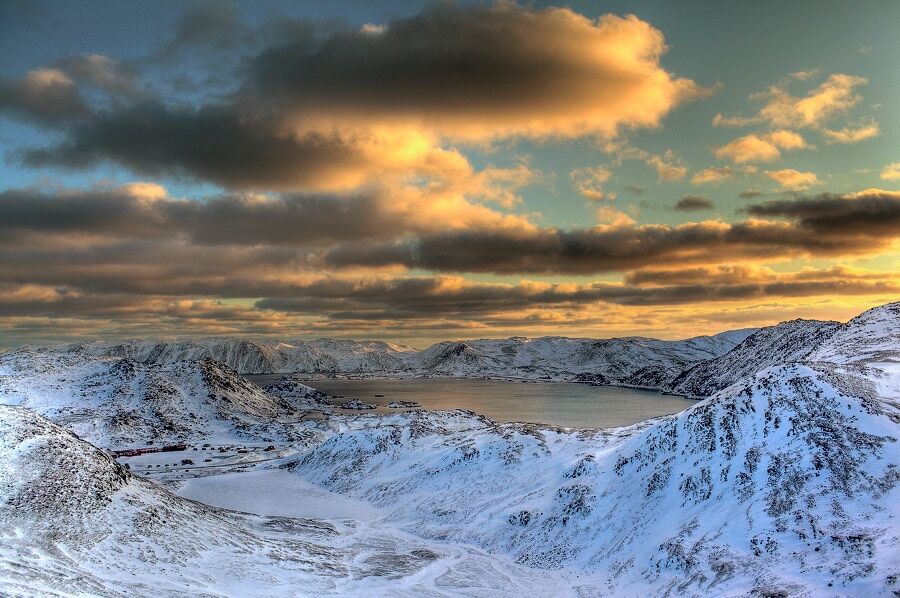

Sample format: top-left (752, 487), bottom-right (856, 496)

top-left (0, 348), bottom-right (325, 448)
top-left (811, 302), bottom-right (900, 366)
top-left (280, 303), bottom-right (900, 594)
top-left (0, 406), bottom-right (577, 597)
top-left (667, 319), bottom-right (842, 398)
top-left (414, 333), bottom-right (749, 382)
top-left (288, 362), bottom-right (900, 596)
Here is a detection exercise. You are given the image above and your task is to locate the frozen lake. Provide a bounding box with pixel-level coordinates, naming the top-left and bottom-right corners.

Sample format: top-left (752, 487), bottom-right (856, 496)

top-left (248, 376), bottom-right (696, 429)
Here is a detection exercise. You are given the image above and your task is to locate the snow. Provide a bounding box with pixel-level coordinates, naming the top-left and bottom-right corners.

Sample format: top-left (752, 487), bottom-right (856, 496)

top-left (1, 301), bottom-right (898, 596)
top-left (177, 469), bottom-right (380, 520)
top-left (0, 406), bottom-right (584, 597)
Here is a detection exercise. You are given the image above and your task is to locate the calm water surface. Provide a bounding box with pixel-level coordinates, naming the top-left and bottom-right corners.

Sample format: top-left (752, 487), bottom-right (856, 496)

top-left (249, 376), bottom-right (696, 429)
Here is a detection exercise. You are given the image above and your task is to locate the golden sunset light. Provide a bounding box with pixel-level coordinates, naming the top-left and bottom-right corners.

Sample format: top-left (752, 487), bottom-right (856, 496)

top-left (0, 2), bottom-right (898, 596)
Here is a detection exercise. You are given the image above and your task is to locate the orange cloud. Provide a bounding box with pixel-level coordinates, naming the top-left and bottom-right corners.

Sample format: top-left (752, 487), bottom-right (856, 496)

top-left (262, 6), bottom-right (709, 142)
top-left (714, 73), bottom-right (869, 130)
top-left (646, 152), bottom-right (687, 181)
top-left (690, 165), bottom-right (757, 185)
top-left (571, 166), bottom-right (613, 200)
top-left (881, 163), bottom-right (900, 181)
top-left (764, 169), bottom-right (820, 190)
top-left (595, 206), bottom-right (636, 226)
top-left (823, 122), bottom-right (880, 144)
top-left (714, 130), bottom-right (806, 164)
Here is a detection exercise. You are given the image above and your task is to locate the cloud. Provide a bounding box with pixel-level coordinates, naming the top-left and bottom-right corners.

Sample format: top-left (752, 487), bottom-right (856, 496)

top-left (0, 181), bottom-right (534, 247)
top-left (0, 266), bottom-right (894, 343)
top-left (57, 54), bottom-right (143, 98)
top-left (4, 185), bottom-right (895, 291)
top-left (0, 183), bottom-right (896, 344)
top-left (21, 103), bottom-right (478, 192)
top-left (691, 166), bottom-right (735, 185)
top-left (325, 191), bottom-right (899, 274)
top-left (0, 67), bottom-right (90, 125)
top-left (595, 206), bottom-right (635, 226)
top-left (713, 73), bottom-right (869, 130)
top-left (570, 166), bottom-right (612, 200)
top-left (738, 188), bottom-right (764, 199)
top-left (674, 195), bottom-right (713, 211)
top-left (690, 165), bottom-right (757, 185)
top-left (763, 168), bottom-right (820, 190)
top-left (881, 163), bottom-right (900, 181)
top-left (645, 152), bottom-right (687, 181)
top-left (823, 121), bottom-right (879, 144)
top-left (745, 189), bottom-right (900, 235)
top-left (251, 4), bottom-right (707, 141)
top-left (7, 4), bottom-right (708, 193)
top-left (156, 0), bottom-right (250, 58)
top-left (713, 130), bottom-right (806, 164)
top-left (325, 189), bottom-right (900, 274)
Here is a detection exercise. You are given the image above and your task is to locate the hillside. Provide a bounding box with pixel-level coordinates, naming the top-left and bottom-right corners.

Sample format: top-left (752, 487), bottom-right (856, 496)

top-left (0, 348), bottom-right (326, 448)
top-left (76, 337), bottom-right (419, 374)
top-left (0, 406), bottom-right (570, 597)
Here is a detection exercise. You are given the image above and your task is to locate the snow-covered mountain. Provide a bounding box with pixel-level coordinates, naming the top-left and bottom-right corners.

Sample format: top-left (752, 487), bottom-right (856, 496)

top-left (285, 306), bottom-right (900, 595)
top-left (0, 348), bottom-right (326, 448)
top-left (666, 319), bottom-right (842, 398)
top-left (666, 302), bottom-right (900, 398)
top-left (70, 330), bottom-right (756, 387)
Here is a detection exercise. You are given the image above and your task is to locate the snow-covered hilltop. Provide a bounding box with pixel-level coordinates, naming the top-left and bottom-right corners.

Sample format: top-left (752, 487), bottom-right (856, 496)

top-left (666, 302), bottom-right (900, 398)
top-left (0, 348), bottom-right (326, 448)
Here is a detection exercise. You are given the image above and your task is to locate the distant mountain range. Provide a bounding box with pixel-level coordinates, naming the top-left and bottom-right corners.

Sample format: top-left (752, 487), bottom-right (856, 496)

top-left (68, 329), bottom-right (757, 390)
top-left (60, 305), bottom-right (895, 398)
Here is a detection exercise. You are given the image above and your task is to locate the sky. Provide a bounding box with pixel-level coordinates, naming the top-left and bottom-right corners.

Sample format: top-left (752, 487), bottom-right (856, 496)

top-left (0, 0), bottom-right (897, 347)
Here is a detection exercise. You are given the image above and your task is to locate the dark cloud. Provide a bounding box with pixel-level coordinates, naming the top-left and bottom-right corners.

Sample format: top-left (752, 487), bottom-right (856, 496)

top-left (738, 188), bottom-right (764, 199)
top-left (0, 186), bottom-right (432, 245)
top-left (157, 0), bottom-right (250, 58)
top-left (674, 195), bottom-right (714, 211)
top-left (0, 269), bottom-right (893, 327)
top-left (324, 189), bottom-right (899, 274)
top-left (8, 3), bottom-right (704, 191)
top-left (2, 187), bottom-right (896, 283)
top-left (57, 54), bottom-right (143, 98)
top-left (744, 190), bottom-right (900, 235)
top-left (0, 68), bottom-right (90, 126)
top-left (19, 103), bottom-right (389, 190)
top-left (249, 3), bottom-right (704, 139)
